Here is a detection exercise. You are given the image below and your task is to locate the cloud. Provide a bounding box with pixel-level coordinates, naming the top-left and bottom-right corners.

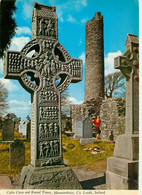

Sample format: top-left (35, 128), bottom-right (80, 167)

top-left (7, 100), bottom-right (31, 119)
top-left (81, 18), bottom-right (88, 23)
top-left (9, 100), bottom-right (31, 107)
top-left (81, 0), bottom-right (87, 6)
top-left (56, 6), bottom-right (64, 22)
top-left (73, 0), bottom-right (87, 9)
top-left (67, 97), bottom-right (83, 105)
top-left (105, 51), bottom-right (122, 75)
top-left (67, 15), bottom-right (77, 23)
top-left (22, 2), bottom-right (33, 19)
top-left (9, 36), bottom-right (30, 51)
top-left (16, 27), bottom-right (32, 36)
top-left (56, 0), bottom-right (87, 22)
top-left (0, 36), bottom-right (30, 74)
top-left (0, 78), bottom-right (18, 91)
top-left (0, 59), bottom-right (4, 74)
top-left (79, 52), bottom-right (85, 64)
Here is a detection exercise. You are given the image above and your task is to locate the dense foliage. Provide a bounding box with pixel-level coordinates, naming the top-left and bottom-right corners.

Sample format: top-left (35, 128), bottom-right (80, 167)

top-left (0, 0), bottom-right (17, 58)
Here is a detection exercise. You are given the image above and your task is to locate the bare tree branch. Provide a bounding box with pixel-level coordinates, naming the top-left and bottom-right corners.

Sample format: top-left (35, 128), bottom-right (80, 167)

top-left (105, 71), bottom-right (126, 99)
top-left (0, 81), bottom-right (9, 116)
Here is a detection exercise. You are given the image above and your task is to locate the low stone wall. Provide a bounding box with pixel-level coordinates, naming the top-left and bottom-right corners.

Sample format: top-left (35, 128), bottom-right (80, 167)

top-left (70, 97), bottom-right (125, 141)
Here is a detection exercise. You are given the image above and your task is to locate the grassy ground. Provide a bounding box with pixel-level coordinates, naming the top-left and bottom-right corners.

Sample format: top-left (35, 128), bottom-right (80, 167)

top-left (0, 130), bottom-right (115, 178)
top-left (0, 130), bottom-right (30, 178)
top-left (62, 134), bottom-right (114, 172)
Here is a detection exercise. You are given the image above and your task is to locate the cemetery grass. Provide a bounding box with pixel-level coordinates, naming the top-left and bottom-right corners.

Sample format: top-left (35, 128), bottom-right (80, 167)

top-left (0, 130), bottom-right (30, 179)
top-left (62, 134), bottom-right (114, 172)
top-left (0, 131), bottom-right (114, 179)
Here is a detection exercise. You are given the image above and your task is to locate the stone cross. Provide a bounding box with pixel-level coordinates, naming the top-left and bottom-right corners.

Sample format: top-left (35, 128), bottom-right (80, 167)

top-left (114, 34), bottom-right (139, 134)
top-left (4, 2), bottom-right (82, 167)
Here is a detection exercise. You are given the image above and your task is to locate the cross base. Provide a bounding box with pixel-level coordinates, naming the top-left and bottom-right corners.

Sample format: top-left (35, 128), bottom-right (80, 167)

top-left (19, 164), bottom-right (82, 189)
top-left (106, 134), bottom-right (139, 189)
top-left (106, 168), bottom-right (138, 189)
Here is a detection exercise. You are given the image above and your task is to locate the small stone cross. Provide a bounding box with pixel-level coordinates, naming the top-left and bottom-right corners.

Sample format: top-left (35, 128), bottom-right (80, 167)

top-left (114, 34), bottom-right (139, 134)
top-left (4, 2), bottom-right (82, 167)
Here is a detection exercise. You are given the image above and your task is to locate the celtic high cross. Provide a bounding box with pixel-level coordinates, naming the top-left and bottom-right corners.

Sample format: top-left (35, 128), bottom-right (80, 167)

top-left (114, 34), bottom-right (139, 135)
top-left (4, 2), bottom-right (82, 167)
top-left (106, 34), bottom-right (139, 190)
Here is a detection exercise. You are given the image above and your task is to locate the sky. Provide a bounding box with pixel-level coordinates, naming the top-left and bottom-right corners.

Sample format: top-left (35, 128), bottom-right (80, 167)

top-left (0, 0), bottom-right (139, 120)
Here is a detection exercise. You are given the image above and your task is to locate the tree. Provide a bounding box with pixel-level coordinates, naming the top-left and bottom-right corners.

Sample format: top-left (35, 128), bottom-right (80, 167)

top-left (61, 87), bottom-right (71, 116)
top-left (0, 80), bottom-right (8, 116)
top-left (55, 76), bottom-right (71, 116)
top-left (105, 71), bottom-right (126, 99)
top-left (0, 0), bottom-right (17, 58)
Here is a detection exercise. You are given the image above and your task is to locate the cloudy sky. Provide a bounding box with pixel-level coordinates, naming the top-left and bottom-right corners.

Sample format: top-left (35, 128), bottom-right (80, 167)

top-left (0, 0), bottom-right (139, 119)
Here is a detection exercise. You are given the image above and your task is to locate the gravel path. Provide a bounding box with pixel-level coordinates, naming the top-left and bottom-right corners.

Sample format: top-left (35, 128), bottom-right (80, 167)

top-left (0, 167), bottom-right (106, 190)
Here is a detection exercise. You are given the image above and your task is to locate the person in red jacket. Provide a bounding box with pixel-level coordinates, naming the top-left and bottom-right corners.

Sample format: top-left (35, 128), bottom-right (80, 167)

top-left (92, 114), bottom-right (101, 139)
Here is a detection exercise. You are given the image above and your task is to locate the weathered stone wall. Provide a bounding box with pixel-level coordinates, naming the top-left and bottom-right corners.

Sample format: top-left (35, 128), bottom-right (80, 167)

top-left (71, 98), bottom-right (125, 141)
top-left (85, 12), bottom-right (104, 101)
top-left (100, 98), bottom-right (125, 141)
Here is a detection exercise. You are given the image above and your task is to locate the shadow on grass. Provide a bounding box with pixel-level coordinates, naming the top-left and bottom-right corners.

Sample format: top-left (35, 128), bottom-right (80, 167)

top-left (80, 175), bottom-right (106, 189)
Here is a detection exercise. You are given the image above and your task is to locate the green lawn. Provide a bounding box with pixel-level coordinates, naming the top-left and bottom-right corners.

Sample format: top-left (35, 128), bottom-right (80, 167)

top-left (62, 134), bottom-right (114, 172)
top-left (0, 130), bottom-right (114, 177)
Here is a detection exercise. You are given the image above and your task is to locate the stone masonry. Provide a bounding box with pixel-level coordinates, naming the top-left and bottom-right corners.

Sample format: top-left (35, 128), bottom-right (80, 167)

top-left (85, 12), bottom-right (104, 101)
top-left (100, 98), bottom-right (125, 141)
top-left (71, 98), bottom-right (125, 141)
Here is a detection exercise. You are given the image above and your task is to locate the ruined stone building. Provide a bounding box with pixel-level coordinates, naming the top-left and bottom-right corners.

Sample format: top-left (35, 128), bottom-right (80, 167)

top-left (70, 12), bottom-right (125, 141)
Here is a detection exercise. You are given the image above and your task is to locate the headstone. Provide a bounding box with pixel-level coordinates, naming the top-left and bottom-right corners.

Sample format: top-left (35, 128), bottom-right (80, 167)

top-left (80, 117), bottom-right (94, 145)
top-left (14, 121), bottom-right (19, 132)
top-left (74, 115), bottom-right (83, 139)
top-left (83, 117), bottom-right (92, 138)
top-left (2, 119), bottom-right (14, 143)
top-left (19, 120), bottom-right (27, 136)
top-left (4, 2), bottom-right (82, 189)
top-left (27, 120), bottom-right (31, 141)
top-left (106, 34), bottom-right (139, 189)
top-left (10, 139), bottom-right (25, 168)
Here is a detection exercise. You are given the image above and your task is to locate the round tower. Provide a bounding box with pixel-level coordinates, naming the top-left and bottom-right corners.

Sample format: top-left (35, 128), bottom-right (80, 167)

top-left (85, 12), bottom-right (104, 102)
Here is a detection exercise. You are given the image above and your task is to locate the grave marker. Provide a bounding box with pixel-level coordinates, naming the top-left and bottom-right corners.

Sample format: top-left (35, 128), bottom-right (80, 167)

top-left (27, 120), bottom-right (31, 141)
top-left (10, 139), bottom-right (25, 168)
top-left (2, 119), bottom-right (14, 143)
top-left (80, 117), bottom-right (94, 145)
top-left (74, 115), bottom-right (83, 139)
top-left (19, 120), bottom-right (27, 136)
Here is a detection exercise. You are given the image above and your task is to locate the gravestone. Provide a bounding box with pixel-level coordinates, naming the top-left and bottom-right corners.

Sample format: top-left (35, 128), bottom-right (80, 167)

top-left (106, 34), bottom-right (139, 189)
top-left (14, 121), bottom-right (19, 132)
top-left (9, 139), bottom-right (25, 168)
top-left (27, 120), bottom-right (31, 141)
top-left (74, 115), bottom-right (83, 139)
top-left (19, 120), bottom-right (27, 136)
top-left (2, 119), bottom-right (14, 143)
top-left (80, 117), bottom-right (94, 145)
top-left (4, 2), bottom-right (82, 189)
